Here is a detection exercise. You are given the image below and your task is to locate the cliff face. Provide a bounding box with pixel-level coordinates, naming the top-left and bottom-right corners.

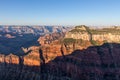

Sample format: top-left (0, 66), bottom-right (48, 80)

top-left (65, 25), bottom-right (90, 40)
top-left (92, 33), bottom-right (120, 42)
top-left (65, 25), bottom-right (120, 42)
top-left (0, 43), bottom-right (120, 80)
top-left (0, 46), bottom-right (42, 66)
top-left (0, 32), bottom-right (68, 66)
top-left (38, 32), bottom-right (65, 45)
top-left (0, 54), bottom-right (19, 64)
top-left (46, 43), bottom-right (120, 80)
top-left (65, 32), bottom-right (90, 40)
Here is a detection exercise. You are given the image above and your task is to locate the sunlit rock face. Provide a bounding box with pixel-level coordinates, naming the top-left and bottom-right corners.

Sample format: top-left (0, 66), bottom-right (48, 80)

top-left (65, 25), bottom-right (90, 40)
top-left (65, 25), bottom-right (120, 42)
top-left (38, 32), bottom-right (65, 45)
top-left (5, 54), bottom-right (19, 64)
top-left (0, 54), bottom-right (19, 65)
top-left (65, 32), bottom-right (90, 40)
top-left (23, 46), bottom-right (40, 66)
top-left (91, 33), bottom-right (120, 42)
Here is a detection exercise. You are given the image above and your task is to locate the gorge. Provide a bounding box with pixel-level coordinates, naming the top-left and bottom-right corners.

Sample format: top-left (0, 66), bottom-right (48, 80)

top-left (0, 25), bottom-right (120, 80)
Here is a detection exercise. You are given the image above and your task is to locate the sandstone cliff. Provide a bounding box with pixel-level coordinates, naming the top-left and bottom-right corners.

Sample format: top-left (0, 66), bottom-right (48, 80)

top-left (65, 25), bottom-right (120, 43)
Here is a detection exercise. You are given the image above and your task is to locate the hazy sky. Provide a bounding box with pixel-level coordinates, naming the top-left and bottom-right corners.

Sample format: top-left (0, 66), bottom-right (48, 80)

top-left (0, 0), bottom-right (120, 26)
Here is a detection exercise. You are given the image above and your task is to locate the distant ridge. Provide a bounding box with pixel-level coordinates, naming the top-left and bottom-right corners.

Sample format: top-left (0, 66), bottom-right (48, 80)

top-left (0, 25), bottom-right (72, 35)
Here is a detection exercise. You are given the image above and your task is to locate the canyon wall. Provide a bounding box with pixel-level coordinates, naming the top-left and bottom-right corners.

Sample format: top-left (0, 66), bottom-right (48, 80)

top-left (0, 26), bottom-right (120, 80)
top-left (65, 25), bottom-right (120, 42)
top-left (0, 32), bottom-right (67, 66)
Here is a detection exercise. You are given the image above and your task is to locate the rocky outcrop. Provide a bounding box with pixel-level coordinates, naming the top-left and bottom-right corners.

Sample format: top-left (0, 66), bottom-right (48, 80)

top-left (0, 49), bottom-right (39, 66)
top-left (65, 32), bottom-right (90, 40)
top-left (38, 32), bottom-right (65, 45)
top-left (65, 25), bottom-right (90, 40)
top-left (65, 25), bottom-right (120, 43)
top-left (46, 43), bottom-right (120, 80)
top-left (0, 54), bottom-right (19, 64)
top-left (92, 33), bottom-right (120, 42)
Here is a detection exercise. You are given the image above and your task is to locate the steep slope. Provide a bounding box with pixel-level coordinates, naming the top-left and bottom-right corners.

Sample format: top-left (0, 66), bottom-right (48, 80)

top-left (46, 43), bottom-right (120, 80)
top-left (0, 43), bottom-right (120, 80)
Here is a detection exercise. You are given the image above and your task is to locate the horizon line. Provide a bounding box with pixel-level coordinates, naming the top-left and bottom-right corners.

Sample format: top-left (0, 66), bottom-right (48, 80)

top-left (0, 24), bottom-right (120, 27)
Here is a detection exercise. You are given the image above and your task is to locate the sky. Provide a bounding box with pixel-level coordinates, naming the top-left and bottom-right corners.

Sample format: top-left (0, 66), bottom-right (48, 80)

top-left (0, 0), bottom-right (120, 26)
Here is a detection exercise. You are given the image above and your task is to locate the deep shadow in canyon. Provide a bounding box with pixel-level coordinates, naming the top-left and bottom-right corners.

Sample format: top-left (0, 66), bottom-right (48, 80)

top-left (0, 43), bottom-right (120, 80)
top-left (0, 33), bottom-right (40, 55)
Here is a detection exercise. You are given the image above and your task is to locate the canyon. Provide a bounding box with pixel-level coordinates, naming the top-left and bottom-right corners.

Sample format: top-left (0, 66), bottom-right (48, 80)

top-left (0, 25), bottom-right (120, 80)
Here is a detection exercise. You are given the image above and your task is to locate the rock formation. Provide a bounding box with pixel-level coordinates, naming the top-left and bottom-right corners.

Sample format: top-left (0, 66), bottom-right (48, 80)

top-left (65, 25), bottom-right (120, 42)
top-left (0, 25), bottom-right (120, 80)
top-left (46, 43), bottom-right (120, 80)
top-left (0, 25), bottom-right (71, 35)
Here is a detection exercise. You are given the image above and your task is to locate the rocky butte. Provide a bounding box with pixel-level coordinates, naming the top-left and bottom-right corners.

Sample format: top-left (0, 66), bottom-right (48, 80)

top-left (65, 25), bottom-right (120, 42)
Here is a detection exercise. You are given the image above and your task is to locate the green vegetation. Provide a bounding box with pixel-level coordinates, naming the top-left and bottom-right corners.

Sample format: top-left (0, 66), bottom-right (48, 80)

top-left (91, 40), bottom-right (101, 46)
top-left (69, 28), bottom-right (86, 33)
top-left (63, 38), bottom-right (76, 44)
top-left (26, 55), bottom-right (40, 61)
top-left (89, 28), bottom-right (120, 35)
top-left (72, 25), bottom-right (120, 35)
top-left (65, 25), bottom-right (120, 47)
top-left (70, 25), bottom-right (87, 33)
top-left (75, 25), bottom-right (86, 28)
top-left (91, 40), bottom-right (97, 46)
top-left (63, 38), bottom-right (88, 47)
top-left (103, 40), bottom-right (108, 43)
